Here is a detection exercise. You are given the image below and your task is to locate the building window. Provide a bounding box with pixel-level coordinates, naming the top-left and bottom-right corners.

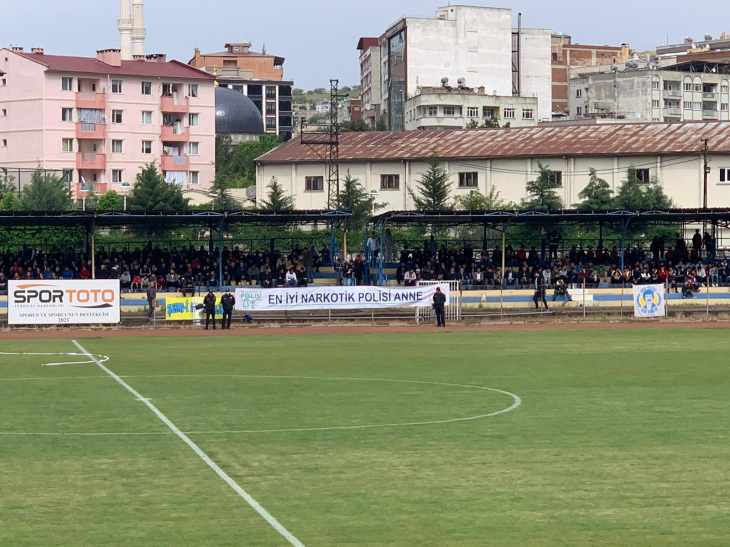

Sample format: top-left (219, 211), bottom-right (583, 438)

top-left (62, 77), bottom-right (73, 91)
top-left (188, 84), bottom-right (198, 98)
top-left (693, 102), bottom-right (702, 110)
top-left (428, 106), bottom-right (438, 117)
top-left (1, 139), bottom-right (6, 147)
top-left (684, 101), bottom-right (692, 110)
top-left (380, 174), bottom-right (400, 190)
top-left (188, 113), bottom-right (199, 126)
top-left (141, 140), bottom-right (152, 154)
top-left (540, 171), bottom-right (560, 187)
top-left (188, 142), bottom-right (199, 155)
top-left (719, 168), bottom-right (730, 183)
top-left (523, 109), bottom-right (534, 120)
top-left (652, 100), bottom-right (660, 108)
top-left (62, 169), bottom-right (73, 183)
top-left (703, 102), bottom-right (717, 111)
top-left (576, 89), bottom-right (582, 98)
top-left (141, 111), bottom-right (153, 125)
top-left (141, 81), bottom-right (152, 95)
top-left (62, 138), bottom-right (73, 152)
top-left (266, 102), bottom-right (276, 115)
top-left (112, 140), bottom-right (123, 153)
top-left (653, 118), bottom-right (660, 122)
top-left (443, 106), bottom-right (456, 117)
top-left (684, 83), bottom-right (692, 91)
top-left (503, 108), bottom-right (515, 119)
top-left (112, 110), bottom-right (123, 124)
top-left (483, 107), bottom-right (494, 119)
top-left (190, 171), bottom-right (199, 185)
top-left (266, 117), bottom-right (276, 129)
top-left (305, 176), bottom-right (324, 192)
top-left (634, 169), bottom-right (650, 183)
top-left (112, 169), bottom-right (123, 183)
top-left (466, 107), bottom-right (479, 117)
top-left (723, 103), bottom-right (729, 111)
top-left (62, 108), bottom-right (73, 122)
top-left (576, 106), bottom-right (583, 116)
top-left (723, 85), bottom-right (730, 94)
top-left (2, 78), bottom-right (7, 86)
top-left (223, 60), bottom-right (237, 67)
top-left (458, 172), bottom-right (478, 188)
top-left (652, 81), bottom-right (660, 90)
top-left (1, 109), bottom-right (6, 116)
top-left (266, 86), bottom-right (277, 99)
top-left (694, 84), bottom-right (702, 92)
top-left (111, 79), bottom-right (123, 94)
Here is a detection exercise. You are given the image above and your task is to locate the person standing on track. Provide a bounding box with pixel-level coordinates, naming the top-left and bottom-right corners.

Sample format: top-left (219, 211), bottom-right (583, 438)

top-left (220, 289), bottom-right (235, 330)
top-left (146, 276), bottom-right (157, 319)
top-left (533, 270), bottom-right (549, 312)
top-left (203, 289), bottom-right (217, 330)
top-left (432, 286), bottom-right (447, 328)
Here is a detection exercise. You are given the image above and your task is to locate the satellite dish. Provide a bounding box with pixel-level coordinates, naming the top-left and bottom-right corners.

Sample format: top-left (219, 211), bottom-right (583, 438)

top-left (441, 77), bottom-right (450, 85)
top-left (611, 64), bottom-right (619, 71)
top-left (457, 77), bottom-right (466, 88)
top-left (245, 186), bottom-right (257, 199)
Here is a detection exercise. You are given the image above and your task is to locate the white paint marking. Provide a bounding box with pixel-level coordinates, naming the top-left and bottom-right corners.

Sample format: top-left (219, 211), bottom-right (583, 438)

top-left (0, 351), bottom-right (109, 367)
top-left (70, 340), bottom-right (305, 547)
top-left (0, 374), bottom-right (521, 437)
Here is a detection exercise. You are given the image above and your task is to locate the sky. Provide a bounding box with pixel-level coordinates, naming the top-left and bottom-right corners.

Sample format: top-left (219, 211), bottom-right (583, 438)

top-left (2, 0), bottom-right (730, 89)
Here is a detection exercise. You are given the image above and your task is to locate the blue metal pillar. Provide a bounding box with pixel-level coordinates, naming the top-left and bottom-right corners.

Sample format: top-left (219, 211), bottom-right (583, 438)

top-left (218, 218), bottom-right (224, 290)
top-left (378, 220), bottom-right (385, 286)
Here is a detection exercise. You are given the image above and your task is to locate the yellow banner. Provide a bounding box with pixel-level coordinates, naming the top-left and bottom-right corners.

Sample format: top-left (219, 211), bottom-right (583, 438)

top-left (165, 297), bottom-right (223, 321)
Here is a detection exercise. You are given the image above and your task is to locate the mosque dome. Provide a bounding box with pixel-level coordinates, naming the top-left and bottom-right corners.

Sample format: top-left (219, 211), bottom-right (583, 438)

top-left (215, 87), bottom-right (264, 136)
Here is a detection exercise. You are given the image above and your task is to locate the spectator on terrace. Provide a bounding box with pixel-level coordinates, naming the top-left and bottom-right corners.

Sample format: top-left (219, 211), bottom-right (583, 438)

top-left (79, 265), bottom-right (91, 280)
top-left (0, 271), bottom-right (7, 295)
top-left (704, 231), bottom-right (714, 259)
top-left (473, 267), bottom-right (484, 287)
top-left (247, 264), bottom-right (260, 286)
top-left (285, 268), bottom-right (297, 287)
top-left (303, 247), bottom-right (315, 282)
top-left (552, 277), bottom-right (572, 306)
top-left (353, 255), bottom-right (365, 285)
top-left (682, 277), bottom-right (695, 299)
top-left (62, 266), bottom-right (74, 280)
top-left (366, 233), bottom-right (379, 265)
top-left (404, 267), bottom-right (417, 287)
top-left (692, 230), bottom-right (703, 258)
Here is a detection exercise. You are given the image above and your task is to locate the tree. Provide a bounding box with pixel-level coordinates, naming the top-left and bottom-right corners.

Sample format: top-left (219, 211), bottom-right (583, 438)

top-left (466, 119), bottom-right (480, 129)
top-left (0, 191), bottom-right (20, 211)
top-left (482, 118), bottom-right (501, 129)
top-left (410, 156), bottom-right (452, 211)
top-left (336, 171), bottom-right (383, 233)
top-left (215, 133), bottom-right (280, 189)
top-left (577, 168), bottom-right (613, 210)
top-left (313, 88), bottom-right (327, 95)
top-left (292, 88), bottom-right (304, 96)
top-left (340, 119), bottom-right (371, 132)
top-left (259, 177), bottom-right (294, 211)
top-left (455, 186), bottom-right (507, 210)
top-left (522, 162), bottom-right (564, 211)
top-left (613, 167), bottom-right (674, 210)
top-left (20, 169), bottom-right (73, 211)
top-left (375, 115), bottom-right (388, 131)
top-left (128, 163), bottom-right (189, 211)
top-left (97, 190), bottom-right (124, 211)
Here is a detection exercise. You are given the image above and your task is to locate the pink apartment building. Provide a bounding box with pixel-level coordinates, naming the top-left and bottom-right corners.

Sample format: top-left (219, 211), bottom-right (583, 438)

top-left (0, 47), bottom-right (215, 197)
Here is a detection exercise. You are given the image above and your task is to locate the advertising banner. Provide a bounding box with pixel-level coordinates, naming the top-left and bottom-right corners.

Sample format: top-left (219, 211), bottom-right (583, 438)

top-left (8, 280), bottom-right (121, 325)
top-left (165, 297), bottom-right (223, 321)
top-left (235, 284), bottom-right (450, 312)
top-left (633, 284), bottom-right (667, 318)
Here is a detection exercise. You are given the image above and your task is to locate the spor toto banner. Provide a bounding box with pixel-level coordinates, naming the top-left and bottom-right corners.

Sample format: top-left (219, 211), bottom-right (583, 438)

top-left (235, 284), bottom-right (451, 312)
top-left (8, 280), bottom-right (121, 325)
top-left (633, 284), bottom-right (667, 318)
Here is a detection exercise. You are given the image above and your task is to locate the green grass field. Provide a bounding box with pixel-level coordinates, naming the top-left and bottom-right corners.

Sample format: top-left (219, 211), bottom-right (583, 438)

top-left (1, 328), bottom-right (729, 546)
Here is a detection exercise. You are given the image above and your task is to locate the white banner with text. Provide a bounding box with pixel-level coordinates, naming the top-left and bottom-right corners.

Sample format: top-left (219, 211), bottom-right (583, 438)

top-left (235, 284), bottom-right (451, 312)
top-left (633, 284), bottom-right (667, 318)
top-left (8, 280), bottom-right (121, 325)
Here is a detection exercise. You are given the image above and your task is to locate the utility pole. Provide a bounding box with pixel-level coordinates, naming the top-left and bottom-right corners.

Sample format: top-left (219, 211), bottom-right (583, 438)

top-left (701, 137), bottom-right (710, 209)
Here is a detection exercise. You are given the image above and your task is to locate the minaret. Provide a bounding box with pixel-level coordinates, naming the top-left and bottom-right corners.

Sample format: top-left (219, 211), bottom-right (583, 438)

top-left (118, 0), bottom-right (133, 60)
top-left (131, 0), bottom-right (146, 58)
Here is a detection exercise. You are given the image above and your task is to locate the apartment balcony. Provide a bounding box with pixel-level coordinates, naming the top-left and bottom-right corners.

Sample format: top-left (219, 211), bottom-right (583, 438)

top-left (76, 181), bottom-right (108, 197)
top-left (76, 152), bottom-right (106, 170)
top-left (703, 110), bottom-right (719, 119)
top-left (75, 92), bottom-right (106, 110)
top-left (160, 96), bottom-right (189, 113)
top-left (664, 107), bottom-right (682, 116)
top-left (663, 89), bottom-right (681, 98)
top-left (76, 122), bottom-right (106, 140)
top-left (704, 92), bottom-right (716, 99)
top-left (161, 154), bottom-right (189, 171)
top-left (161, 125), bottom-right (190, 142)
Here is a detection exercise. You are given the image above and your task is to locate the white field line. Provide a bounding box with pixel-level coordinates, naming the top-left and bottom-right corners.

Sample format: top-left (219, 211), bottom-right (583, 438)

top-left (0, 351), bottom-right (109, 367)
top-left (70, 340), bottom-right (305, 547)
top-left (0, 374), bottom-right (522, 436)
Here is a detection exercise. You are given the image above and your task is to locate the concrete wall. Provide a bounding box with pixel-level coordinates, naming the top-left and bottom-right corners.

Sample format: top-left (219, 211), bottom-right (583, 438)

top-left (404, 7), bottom-right (513, 97)
top-left (258, 152), bottom-right (730, 211)
top-left (517, 28), bottom-right (552, 121)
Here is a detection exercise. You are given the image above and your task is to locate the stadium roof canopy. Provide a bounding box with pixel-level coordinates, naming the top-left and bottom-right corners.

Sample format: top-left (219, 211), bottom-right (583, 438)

top-left (0, 210), bottom-right (352, 228)
top-left (371, 208), bottom-right (730, 227)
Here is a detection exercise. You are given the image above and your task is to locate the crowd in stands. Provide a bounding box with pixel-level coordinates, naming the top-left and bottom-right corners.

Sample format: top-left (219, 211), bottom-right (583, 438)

top-left (0, 230), bottom-right (726, 298)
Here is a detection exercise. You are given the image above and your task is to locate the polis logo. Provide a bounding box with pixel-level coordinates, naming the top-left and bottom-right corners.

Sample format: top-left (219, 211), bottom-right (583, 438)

top-left (13, 284), bottom-right (116, 309)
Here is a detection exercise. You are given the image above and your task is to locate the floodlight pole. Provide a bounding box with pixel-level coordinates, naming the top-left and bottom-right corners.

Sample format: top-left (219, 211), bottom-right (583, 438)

top-left (90, 219), bottom-right (96, 280)
top-left (701, 137), bottom-right (710, 209)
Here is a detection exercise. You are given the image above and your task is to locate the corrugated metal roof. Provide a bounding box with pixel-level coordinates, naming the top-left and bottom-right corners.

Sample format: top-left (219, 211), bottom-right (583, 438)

top-left (14, 52), bottom-right (215, 80)
top-left (257, 122), bottom-right (730, 164)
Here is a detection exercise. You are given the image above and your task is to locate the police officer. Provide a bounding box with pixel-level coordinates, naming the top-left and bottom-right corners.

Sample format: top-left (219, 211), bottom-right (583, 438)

top-left (220, 289), bottom-right (236, 330)
top-left (203, 289), bottom-right (217, 330)
top-left (432, 286), bottom-right (447, 328)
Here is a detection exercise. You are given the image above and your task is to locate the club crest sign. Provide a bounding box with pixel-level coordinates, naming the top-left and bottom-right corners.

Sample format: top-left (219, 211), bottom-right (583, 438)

top-left (633, 284), bottom-right (666, 318)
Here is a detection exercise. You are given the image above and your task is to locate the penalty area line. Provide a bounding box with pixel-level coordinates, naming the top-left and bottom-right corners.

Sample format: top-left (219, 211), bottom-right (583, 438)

top-left (70, 340), bottom-right (304, 547)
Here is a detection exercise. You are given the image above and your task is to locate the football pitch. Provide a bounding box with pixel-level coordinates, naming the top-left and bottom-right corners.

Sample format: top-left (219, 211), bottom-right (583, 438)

top-left (1, 327), bottom-right (729, 546)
